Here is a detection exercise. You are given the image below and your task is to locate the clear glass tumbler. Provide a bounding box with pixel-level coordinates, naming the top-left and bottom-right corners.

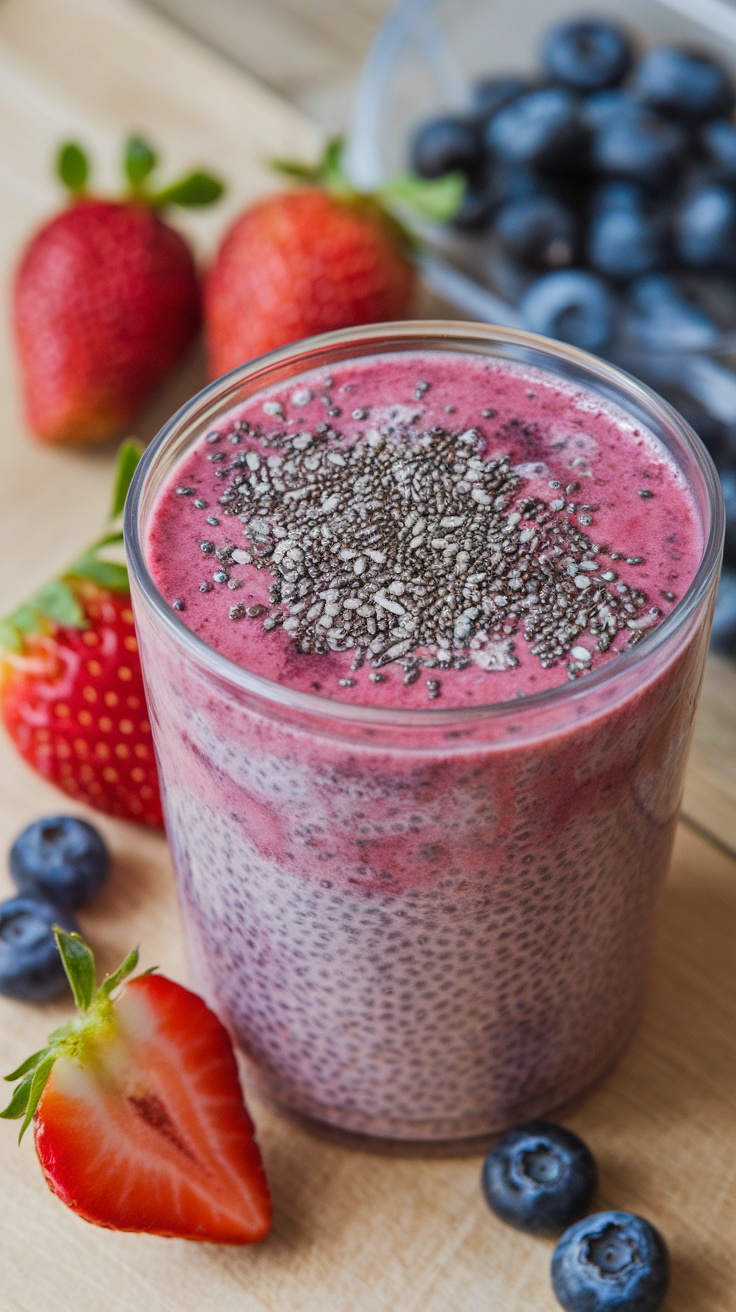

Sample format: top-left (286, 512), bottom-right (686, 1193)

top-left (125, 321), bottom-right (723, 1143)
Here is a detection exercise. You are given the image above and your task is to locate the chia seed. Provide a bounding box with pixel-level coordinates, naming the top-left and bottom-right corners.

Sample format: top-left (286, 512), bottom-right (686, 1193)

top-left (188, 413), bottom-right (652, 675)
top-left (172, 598), bottom-right (186, 611)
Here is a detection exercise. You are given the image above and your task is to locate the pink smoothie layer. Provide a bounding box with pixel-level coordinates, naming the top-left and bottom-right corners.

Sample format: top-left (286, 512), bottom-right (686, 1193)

top-left (147, 352), bottom-right (702, 708)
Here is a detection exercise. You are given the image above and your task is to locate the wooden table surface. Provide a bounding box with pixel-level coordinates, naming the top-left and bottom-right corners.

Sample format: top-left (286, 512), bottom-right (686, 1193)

top-left (0, 3), bottom-right (734, 1309)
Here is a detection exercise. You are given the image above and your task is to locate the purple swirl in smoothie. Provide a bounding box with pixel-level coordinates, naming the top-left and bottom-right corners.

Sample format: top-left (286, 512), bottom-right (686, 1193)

top-left (137, 347), bottom-right (710, 1140)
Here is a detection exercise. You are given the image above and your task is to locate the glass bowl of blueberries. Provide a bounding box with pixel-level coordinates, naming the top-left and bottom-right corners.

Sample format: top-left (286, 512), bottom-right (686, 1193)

top-left (348, 0), bottom-right (736, 652)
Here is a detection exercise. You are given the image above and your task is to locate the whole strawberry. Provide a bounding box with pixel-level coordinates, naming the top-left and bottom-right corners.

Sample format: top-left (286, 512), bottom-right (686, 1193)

top-left (0, 443), bottom-right (162, 827)
top-left (205, 138), bottom-right (461, 378)
top-left (15, 138), bottom-right (224, 445)
top-left (2, 930), bottom-right (271, 1243)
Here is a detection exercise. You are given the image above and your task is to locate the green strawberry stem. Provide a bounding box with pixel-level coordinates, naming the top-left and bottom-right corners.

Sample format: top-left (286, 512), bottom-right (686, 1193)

top-left (57, 135), bottom-right (225, 210)
top-left (0, 439), bottom-right (142, 654)
top-left (1, 930), bottom-right (151, 1141)
top-left (270, 136), bottom-right (464, 247)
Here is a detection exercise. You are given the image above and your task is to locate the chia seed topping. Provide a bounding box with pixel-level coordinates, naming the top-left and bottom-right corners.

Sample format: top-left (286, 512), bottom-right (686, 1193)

top-left (190, 414), bottom-right (654, 678)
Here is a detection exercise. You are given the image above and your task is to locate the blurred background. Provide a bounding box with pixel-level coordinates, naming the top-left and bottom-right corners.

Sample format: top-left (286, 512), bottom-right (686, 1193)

top-left (146, 0), bottom-right (397, 129)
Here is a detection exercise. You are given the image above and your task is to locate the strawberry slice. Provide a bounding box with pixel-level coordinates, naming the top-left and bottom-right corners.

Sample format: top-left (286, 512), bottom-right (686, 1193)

top-left (1, 931), bottom-right (271, 1243)
top-left (0, 442), bottom-right (163, 827)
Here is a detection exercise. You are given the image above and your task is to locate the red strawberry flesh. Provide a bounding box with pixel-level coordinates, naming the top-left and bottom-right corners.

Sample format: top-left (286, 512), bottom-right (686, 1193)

top-left (34, 973), bottom-right (271, 1242)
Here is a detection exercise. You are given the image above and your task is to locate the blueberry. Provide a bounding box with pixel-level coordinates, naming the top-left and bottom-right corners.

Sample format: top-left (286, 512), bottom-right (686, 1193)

top-left (587, 191), bottom-right (668, 280)
top-left (520, 270), bottom-right (616, 352)
top-left (0, 896), bottom-right (77, 1003)
top-left (674, 183), bottom-right (736, 268)
top-left (541, 18), bottom-right (632, 93)
top-left (409, 114), bottom-right (482, 179)
top-left (626, 275), bottom-right (719, 350)
top-left (580, 89), bottom-right (641, 132)
top-left (450, 163), bottom-right (499, 232)
top-left (635, 46), bottom-right (734, 121)
top-left (485, 88), bottom-right (586, 170)
top-left (451, 162), bottom-right (543, 233)
top-left (10, 816), bottom-right (110, 910)
top-left (701, 120), bottom-right (736, 183)
top-left (494, 196), bottom-right (576, 269)
top-left (471, 75), bottom-right (530, 121)
top-left (482, 1120), bottom-right (597, 1237)
top-left (590, 180), bottom-right (647, 212)
top-left (551, 1211), bottom-right (670, 1312)
top-left (591, 109), bottom-right (687, 193)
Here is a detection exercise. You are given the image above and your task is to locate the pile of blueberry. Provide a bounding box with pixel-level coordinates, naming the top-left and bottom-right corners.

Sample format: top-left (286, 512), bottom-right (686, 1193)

top-left (410, 17), bottom-right (736, 342)
top-left (482, 1121), bottom-right (669, 1311)
top-left (0, 817), bottom-right (110, 1003)
top-left (409, 15), bottom-right (736, 647)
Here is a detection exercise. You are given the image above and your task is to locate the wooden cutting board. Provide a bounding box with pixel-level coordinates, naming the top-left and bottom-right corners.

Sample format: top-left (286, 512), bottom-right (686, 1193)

top-left (0, 3), bottom-right (734, 1309)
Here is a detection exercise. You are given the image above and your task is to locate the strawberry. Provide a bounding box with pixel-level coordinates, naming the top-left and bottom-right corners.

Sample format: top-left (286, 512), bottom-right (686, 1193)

top-left (0, 442), bottom-right (162, 827)
top-left (1, 930), bottom-right (271, 1243)
top-left (14, 137), bottom-right (224, 446)
top-left (205, 138), bottom-right (462, 378)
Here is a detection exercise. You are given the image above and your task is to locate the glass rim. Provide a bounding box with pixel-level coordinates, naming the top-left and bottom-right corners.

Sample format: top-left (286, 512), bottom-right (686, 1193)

top-left (124, 319), bottom-right (725, 730)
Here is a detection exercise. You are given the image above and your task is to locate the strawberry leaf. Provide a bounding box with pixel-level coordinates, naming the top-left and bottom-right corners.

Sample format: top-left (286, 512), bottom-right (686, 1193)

top-left (11, 603), bottom-right (49, 634)
top-left (110, 440), bottom-right (144, 520)
top-left (18, 1055), bottom-right (57, 1142)
top-left (32, 580), bottom-right (86, 629)
top-left (0, 618), bottom-right (23, 654)
top-left (66, 554), bottom-right (129, 592)
top-left (378, 171), bottom-right (464, 224)
top-left (56, 930), bottom-right (96, 1012)
top-left (270, 158), bottom-right (320, 182)
top-left (124, 135), bottom-right (157, 193)
top-left (153, 171), bottom-right (224, 208)
top-left (4, 1049), bottom-right (52, 1084)
top-left (99, 946), bottom-right (141, 998)
top-left (0, 443), bottom-right (139, 653)
top-left (321, 137), bottom-right (346, 191)
top-left (58, 142), bottom-right (90, 196)
top-left (271, 137), bottom-right (346, 190)
top-left (0, 1072), bottom-right (36, 1122)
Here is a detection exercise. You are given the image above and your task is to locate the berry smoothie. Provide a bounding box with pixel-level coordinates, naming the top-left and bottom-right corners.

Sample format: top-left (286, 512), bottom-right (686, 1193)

top-left (128, 329), bottom-right (719, 1140)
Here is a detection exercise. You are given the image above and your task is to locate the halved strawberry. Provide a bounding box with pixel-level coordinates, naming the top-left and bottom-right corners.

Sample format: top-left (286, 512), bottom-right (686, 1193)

top-left (2, 931), bottom-right (271, 1243)
top-left (0, 442), bottom-right (163, 827)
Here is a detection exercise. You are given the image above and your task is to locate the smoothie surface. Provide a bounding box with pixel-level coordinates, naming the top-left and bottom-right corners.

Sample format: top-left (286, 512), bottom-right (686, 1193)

top-left (146, 351), bottom-right (703, 708)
